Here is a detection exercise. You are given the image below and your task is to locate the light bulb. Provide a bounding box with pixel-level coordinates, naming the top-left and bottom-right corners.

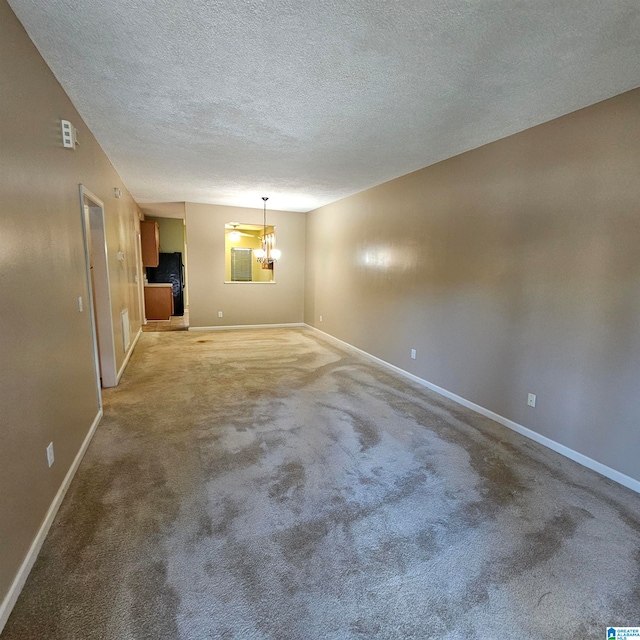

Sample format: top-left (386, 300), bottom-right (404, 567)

top-left (254, 248), bottom-right (266, 259)
top-left (271, 249), bottom-right (281, 260)
top-left (229, 231), bottom-right (241, 242)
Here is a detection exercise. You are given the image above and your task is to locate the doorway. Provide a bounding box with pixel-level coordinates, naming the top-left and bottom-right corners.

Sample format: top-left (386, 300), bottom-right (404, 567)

top-left (79, 185), bottom-right (118, 388)
top-left (135, 230), bottom-right (146, 327)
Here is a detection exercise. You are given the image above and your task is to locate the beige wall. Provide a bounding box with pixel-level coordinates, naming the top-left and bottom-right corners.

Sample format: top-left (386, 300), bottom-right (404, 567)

top-left (0, 0), bottom-right (143, 611)
top-left (305, 89), bottom-right (640, 483)
top-left (186, 203), bottom-right (305, 327)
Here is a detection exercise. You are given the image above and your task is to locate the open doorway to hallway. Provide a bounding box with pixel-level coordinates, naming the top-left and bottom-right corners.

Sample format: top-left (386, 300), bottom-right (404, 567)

top-left (140, 203), bottom-right (189, 332)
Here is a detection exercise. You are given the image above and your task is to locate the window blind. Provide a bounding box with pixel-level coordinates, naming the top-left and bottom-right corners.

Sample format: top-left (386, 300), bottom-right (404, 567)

top-left (230, 247), bottom-right (252, 281)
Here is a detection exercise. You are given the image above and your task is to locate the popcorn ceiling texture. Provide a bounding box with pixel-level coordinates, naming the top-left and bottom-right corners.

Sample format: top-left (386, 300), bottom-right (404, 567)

top-left (2, 329), bottom-right (639, 639)
top-left (8, 0), bottom-right (640, 211)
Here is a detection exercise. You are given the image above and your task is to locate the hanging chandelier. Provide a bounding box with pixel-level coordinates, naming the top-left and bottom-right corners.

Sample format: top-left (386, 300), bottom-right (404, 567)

top-left (254, 197), bottom-right (281, 267)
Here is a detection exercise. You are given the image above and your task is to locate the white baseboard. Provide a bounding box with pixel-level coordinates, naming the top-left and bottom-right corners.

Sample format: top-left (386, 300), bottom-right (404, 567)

top-left (189, 323), bottom-right (305, 331)
top-left (305, 324), bottom-right (640, 494)
top-left (0, 408), bottom-right (104, 634)
top-left (116, 327), bottom-right (142, 383)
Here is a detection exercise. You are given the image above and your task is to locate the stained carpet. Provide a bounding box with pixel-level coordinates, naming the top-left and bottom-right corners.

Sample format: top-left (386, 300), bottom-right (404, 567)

top-left (3, 328), bottom-right (639, 639)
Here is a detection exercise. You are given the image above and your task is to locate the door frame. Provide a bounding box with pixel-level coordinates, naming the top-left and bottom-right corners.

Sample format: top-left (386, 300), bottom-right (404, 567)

top-left (79, 185), bottom-right (118, 389)
top-left (135, 230), bottom-right (147, 324)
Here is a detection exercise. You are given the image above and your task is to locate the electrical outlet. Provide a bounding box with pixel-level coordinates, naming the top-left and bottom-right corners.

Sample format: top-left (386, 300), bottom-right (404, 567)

top-left (46, 442), bottom-right (55, 467)
top-left (218, 311), bottom-right (223, 318)
top-left (319, 315), bottom-right (323, 323)
top-left (77, 296), bottom-right (83, 312)
top-left (527, 393), bottom-right (537, 408)
top-left (410, 349), bottom-right (417, 360)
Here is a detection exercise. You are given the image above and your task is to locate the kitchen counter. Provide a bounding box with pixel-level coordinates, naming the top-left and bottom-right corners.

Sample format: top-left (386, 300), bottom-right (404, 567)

top-left (144, 284), bottom-right (174, 319)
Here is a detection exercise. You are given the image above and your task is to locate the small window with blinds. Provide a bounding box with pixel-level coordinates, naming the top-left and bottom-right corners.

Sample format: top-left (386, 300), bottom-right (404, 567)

top-left (230, 247), bottom-right (253, 281)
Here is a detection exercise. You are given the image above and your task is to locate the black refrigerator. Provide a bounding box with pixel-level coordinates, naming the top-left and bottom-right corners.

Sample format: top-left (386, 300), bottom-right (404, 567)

top-left (146, 252), bottom-right (185, 316)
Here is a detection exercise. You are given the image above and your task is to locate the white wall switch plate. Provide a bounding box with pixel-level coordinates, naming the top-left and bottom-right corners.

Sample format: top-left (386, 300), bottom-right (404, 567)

top-left (46, 442), bottom-right (55, 467)
top-left (319, 315), bottom-right (323, 323)
top-left (410, 349), bottom-right (417, 360)
top-left (218, 311), bottom-right (223, 318)
top-left (527, 393), bottom-right (537, 408)
top-left (77, 296), bottom-right (83, 312)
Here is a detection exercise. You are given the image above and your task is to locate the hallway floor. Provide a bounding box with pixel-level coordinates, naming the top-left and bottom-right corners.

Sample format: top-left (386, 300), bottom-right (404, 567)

top-left (142, 308), bottom-right (189, 332)
top-left (3, 328), bottom-right (639, 639)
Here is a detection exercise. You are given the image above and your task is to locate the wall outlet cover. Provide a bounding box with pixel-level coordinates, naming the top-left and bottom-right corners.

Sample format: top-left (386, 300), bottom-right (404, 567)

top-left (527, 393), bottom-right (537, 408)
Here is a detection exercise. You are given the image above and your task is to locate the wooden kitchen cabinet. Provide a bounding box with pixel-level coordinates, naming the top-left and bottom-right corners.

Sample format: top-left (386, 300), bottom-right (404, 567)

top-left (144, 285), bottom-right (174, 320)
top-left (140, 220), bottom-right (160, 267)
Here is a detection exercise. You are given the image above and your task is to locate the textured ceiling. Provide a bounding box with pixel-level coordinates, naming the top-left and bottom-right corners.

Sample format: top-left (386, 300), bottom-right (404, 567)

top-left (9, 0), bottom-right (640, 212)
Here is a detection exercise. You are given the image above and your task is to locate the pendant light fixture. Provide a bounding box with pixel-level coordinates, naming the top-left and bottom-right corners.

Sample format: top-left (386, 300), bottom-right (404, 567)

top-left (254, 197), bottom-right (281, 267)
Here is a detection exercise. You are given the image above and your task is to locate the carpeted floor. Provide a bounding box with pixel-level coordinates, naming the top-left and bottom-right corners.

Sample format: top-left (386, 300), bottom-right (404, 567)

top-left (3, 328), bottom-right (639, 639)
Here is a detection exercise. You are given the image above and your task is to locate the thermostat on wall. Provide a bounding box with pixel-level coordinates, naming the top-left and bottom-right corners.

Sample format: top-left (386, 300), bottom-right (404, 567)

top-left (61, 119), bottom-right (78, 149)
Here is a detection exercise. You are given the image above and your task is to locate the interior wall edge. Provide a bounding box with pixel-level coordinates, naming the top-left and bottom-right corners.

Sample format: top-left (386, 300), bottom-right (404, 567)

top-left (0, 408), bottom-right (104, 635)
top-left (305, 324), bottom-right (640, 493)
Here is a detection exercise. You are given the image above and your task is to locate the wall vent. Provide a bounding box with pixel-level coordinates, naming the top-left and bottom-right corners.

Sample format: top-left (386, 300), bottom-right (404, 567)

top-left (121, 309), bottom-right (130, 352)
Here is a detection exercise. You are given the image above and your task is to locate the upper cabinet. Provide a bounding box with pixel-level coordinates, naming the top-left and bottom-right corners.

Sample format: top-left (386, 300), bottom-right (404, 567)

top-left (140, 220), bottom-right (159, 267)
